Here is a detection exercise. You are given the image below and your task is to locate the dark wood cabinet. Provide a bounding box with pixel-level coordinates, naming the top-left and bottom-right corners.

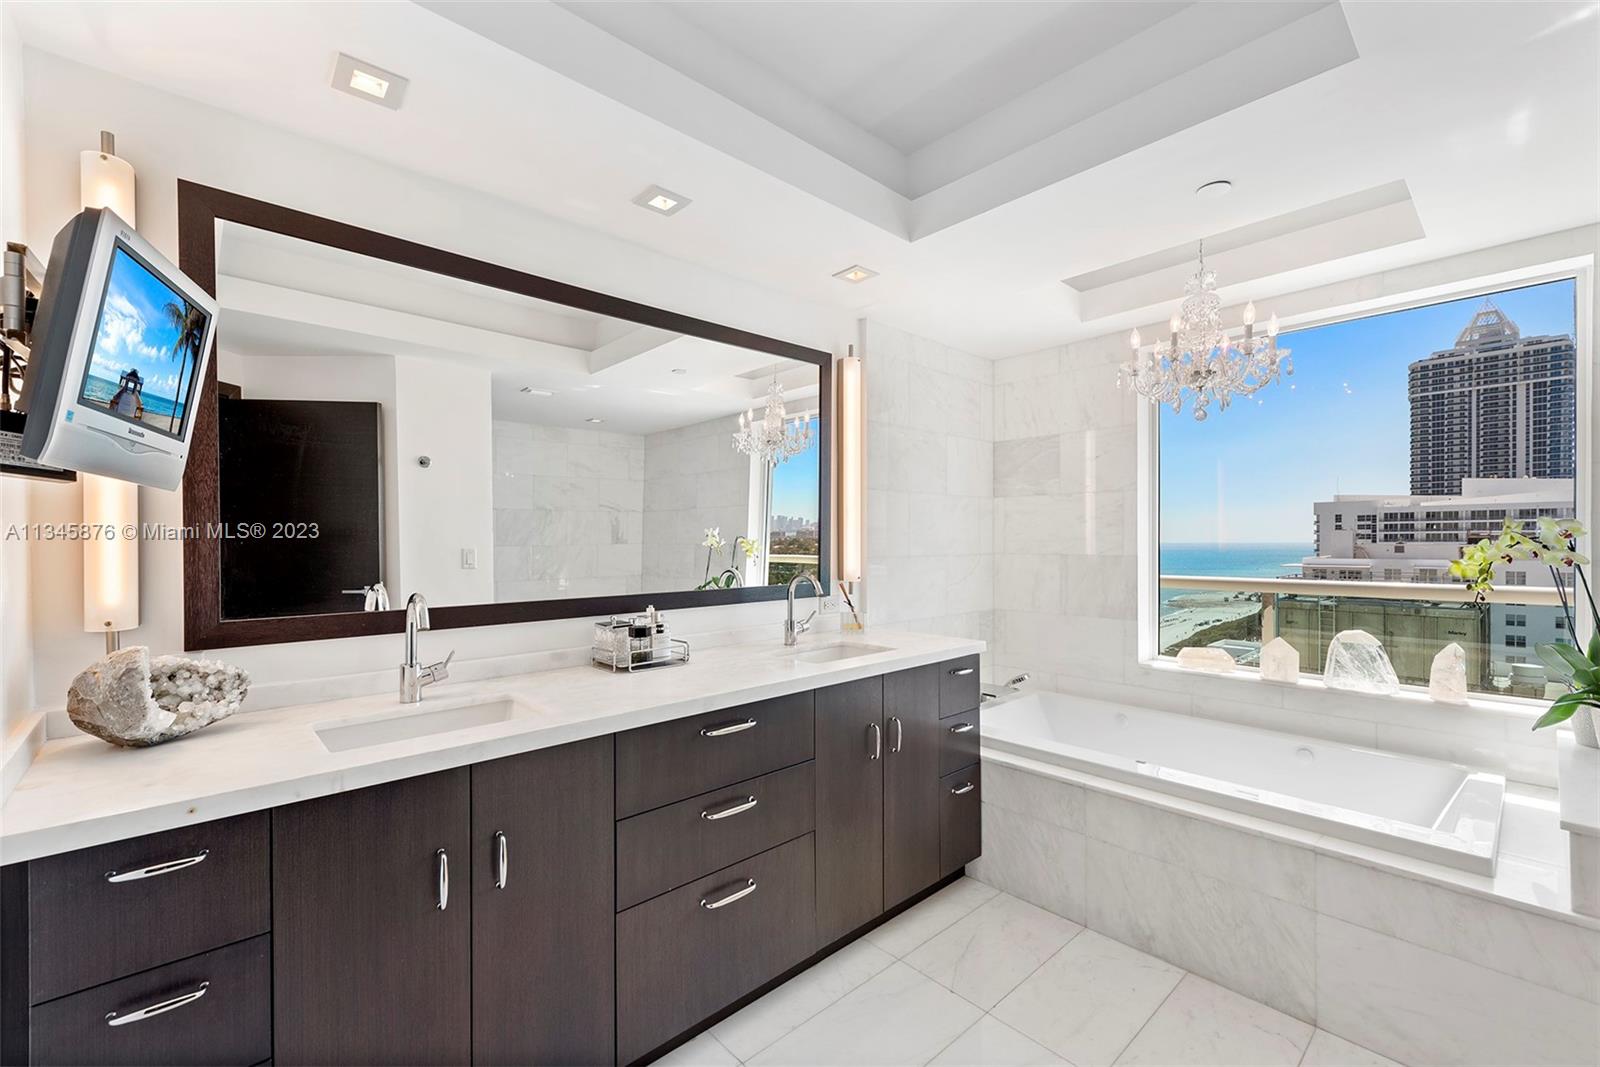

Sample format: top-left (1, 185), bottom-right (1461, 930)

top-left (272, 768), bottom-right (472, 1066)
top-left (471, 738), bottom-right (615, 1066)
top-left (883, 665), bottom-right (942, 910)
top-left (814, 675), bottom-right (885, 946)
top-left (941, 763), bottom-right (983, 877)
top-left (939, 655), bottom-right (981, 718)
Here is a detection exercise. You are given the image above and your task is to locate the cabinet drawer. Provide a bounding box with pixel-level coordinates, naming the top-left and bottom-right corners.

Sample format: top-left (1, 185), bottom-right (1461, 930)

top-left (617, 834), bottom-right (816, 1064)
top-left (617, 760), bottom-right (815, 910)
top-left (940, 708), bottom-right (980, 777)
top-left (29, 933), bottom-right (271, 1067)
top-left (938, 656), bottom-right (980, 718)
top-left (616, 691), bottom-right (815, 817)
top-left (940, 764), bottom-right (982, 876)
top-left (26, 811), bottom-right (270, 1003)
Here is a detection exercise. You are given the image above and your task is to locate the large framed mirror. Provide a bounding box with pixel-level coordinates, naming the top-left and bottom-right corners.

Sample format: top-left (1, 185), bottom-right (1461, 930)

top-left (177, 182), bottom-right (831, 649)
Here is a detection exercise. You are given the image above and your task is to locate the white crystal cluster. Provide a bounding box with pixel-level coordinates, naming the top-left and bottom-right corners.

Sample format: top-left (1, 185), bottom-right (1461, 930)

top-left (1323, 630), bottom-right (1401, 696)
top-left (67, 646), bottom-right (249, 748)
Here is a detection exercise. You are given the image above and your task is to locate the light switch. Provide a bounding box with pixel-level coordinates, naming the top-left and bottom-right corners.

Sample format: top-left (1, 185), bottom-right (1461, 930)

top-left (461, 547), bottom-right (478, 570)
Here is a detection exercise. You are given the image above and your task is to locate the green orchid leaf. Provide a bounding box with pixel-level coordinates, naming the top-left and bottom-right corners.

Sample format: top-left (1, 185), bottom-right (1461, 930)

top-left (1536, 644), bottom-right (1577, 683)
top-left (1590, 632), bottom-right (1600, 666)
top-left (1532, 691), bottom-right (1595, 731)
top-left (1546, 642), bottom-right (1599, 688)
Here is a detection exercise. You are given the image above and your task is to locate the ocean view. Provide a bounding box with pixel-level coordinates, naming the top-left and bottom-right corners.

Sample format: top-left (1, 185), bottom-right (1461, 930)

top-left (1159, 542), bottom-right (1312, 581)
top-left (83, 373), bottom-right (186, 422)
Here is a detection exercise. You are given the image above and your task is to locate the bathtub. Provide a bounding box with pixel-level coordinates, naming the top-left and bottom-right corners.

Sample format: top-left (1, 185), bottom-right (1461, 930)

top-left (981, 690), bottom-right (1505, 874)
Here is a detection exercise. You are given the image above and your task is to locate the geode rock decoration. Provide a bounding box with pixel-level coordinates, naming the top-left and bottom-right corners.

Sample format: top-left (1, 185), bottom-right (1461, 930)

top-left (67, 646), bottom-right (249, 747)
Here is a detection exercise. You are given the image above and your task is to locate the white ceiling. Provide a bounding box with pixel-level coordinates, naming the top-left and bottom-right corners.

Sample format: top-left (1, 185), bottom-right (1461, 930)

top-left (10, 1), bottom-right (1600, 359)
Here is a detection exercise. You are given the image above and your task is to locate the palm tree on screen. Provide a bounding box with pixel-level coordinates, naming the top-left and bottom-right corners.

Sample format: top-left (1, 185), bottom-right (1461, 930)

top-left (163, 301), bottom-right (206, 433)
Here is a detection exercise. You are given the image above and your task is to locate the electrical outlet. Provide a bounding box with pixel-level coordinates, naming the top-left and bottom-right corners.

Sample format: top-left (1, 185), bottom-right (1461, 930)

top-left (820, 597), bottom-right (838, 613)
top-left (461, 547), bottom-right (478, 570)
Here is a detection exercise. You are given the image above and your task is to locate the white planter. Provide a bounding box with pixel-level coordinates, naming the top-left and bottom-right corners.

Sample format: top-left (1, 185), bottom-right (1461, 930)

top-left (1573, 705), bottom-right (1600, 749)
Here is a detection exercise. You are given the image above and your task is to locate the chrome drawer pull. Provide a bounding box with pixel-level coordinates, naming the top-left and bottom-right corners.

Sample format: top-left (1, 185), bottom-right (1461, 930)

top-left (949, 667), bottom-right (975, 677)
top-left (494, 831), bottom-right (509, 890)
top-left (700, 878), bottom-right (757, 910)
top-left (104, 849), bottom-right (209, 883)
top-left (950, 782), bottom-right (976, 796)
top-left (436, 849), bottom-right (450, 910)
top-left (702, 796), bottom-right (758, 821)
top-left (889, 715), bottom-right (903, 754)
top-left (867, 721), bottom-right (882, 761)
top-left (948, 722), bottom-right (976, 734)
top-left (700, 718), bottom-right (757, 737)
top-left (105, 982), bottom-right (209, 1026)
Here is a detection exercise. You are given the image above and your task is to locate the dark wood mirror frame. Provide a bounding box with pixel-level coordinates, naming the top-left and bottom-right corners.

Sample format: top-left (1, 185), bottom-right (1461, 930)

top-left (178, 181), bottom-right (832, 650)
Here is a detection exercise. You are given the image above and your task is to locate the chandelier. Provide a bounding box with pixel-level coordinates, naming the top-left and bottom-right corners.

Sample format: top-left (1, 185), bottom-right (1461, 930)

top-left (1117, 244), bottom-right (1291, 421)
top-left (733, 372), bottom-right (814, 466)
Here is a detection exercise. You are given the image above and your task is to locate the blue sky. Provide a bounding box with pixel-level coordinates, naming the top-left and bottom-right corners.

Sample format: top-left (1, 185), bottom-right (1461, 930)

top-left (86, 246), bottom-right (191, 404)
top-left (1159, 278), bottom-right (1579, 544)
top-left (771, 414), bottom-right (820, 521)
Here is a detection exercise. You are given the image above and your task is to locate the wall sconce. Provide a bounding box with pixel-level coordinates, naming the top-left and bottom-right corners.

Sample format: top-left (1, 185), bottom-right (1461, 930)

top-left (837, 346), bottom-right (863, 584)
top-left (80, 130), bottom-right (140, 652)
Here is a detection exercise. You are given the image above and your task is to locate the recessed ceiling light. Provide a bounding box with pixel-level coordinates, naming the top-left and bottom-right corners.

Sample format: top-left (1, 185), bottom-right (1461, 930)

top-left (518, 386), bottom-right (554, 396)
top-left (670, 368), bottom-right (688, 375)
top-left (634, 185), bottom-right (691, 216)
top-left (1195, 179), bottom-right (1233, 199)
top-left (586, 417), bottom-right (604, 424)
top-left (833, 265), bottom-right (878, 284)
top-left (331, 53), bottom-right (407, 110)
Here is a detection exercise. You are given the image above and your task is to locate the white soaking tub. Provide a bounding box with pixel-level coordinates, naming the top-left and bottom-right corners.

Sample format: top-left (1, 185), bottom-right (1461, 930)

top-left (982, 691), bottom-right (1505, 874)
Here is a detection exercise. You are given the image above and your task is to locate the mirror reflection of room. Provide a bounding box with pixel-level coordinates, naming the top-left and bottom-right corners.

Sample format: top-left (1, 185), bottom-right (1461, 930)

top-left (211, 223), bottom-right (820, 620)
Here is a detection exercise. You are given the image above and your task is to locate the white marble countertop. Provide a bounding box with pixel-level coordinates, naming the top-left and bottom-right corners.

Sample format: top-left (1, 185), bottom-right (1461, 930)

top-left (0, 631), bottom-right (983, 865)
top-left (1557, 734), bottom-right (1600, 836)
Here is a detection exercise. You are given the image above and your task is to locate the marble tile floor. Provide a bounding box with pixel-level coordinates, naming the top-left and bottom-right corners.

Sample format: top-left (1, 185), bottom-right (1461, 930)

top-left (656, 877), bottom-right (1401, 1067)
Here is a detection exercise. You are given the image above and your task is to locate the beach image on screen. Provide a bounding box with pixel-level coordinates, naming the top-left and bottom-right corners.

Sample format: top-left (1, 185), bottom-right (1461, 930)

top-left (78, 243), bottom-right (208, 439)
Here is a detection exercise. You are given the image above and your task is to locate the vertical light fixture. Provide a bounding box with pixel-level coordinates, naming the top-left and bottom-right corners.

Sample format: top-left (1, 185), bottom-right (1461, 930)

top-left (837, 346), bottom-right (863, 583)
top-left (80, 131), bottom-right (140, 652)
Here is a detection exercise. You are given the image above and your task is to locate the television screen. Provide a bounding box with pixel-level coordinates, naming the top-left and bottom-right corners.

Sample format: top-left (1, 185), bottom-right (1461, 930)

top-left (76, 240), bottom-right (210, 441)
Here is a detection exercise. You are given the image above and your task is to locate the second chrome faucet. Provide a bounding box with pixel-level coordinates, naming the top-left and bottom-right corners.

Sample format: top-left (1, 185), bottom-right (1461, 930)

top-left (401, 592), bottom-right (455, 703)
top-left (784, 571), bottom-right (822, 646)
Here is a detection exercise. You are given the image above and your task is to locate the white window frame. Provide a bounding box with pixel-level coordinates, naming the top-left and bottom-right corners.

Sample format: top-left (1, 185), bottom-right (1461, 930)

top-left (1135, 262), bottom-right (1594, 708)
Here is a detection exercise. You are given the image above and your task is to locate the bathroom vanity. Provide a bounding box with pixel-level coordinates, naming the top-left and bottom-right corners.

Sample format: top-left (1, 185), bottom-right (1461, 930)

top-left (0, 637), bottom-right (983, 1066)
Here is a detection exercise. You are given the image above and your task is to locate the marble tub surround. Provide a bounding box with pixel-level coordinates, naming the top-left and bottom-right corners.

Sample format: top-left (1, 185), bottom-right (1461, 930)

top-left (0, 630), bottom-right (981, 864)
top-left (663, 876), bottom-right (1392, 1067)
top-left (1560, 735), bottom-right (1600, 917)
top-left (970, 749), bottom-right (1600, 1066)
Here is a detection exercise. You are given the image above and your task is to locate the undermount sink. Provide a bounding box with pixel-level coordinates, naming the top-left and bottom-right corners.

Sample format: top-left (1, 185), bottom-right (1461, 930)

top-left (315, 698), bottom-right (522, 753)
top-left (787, 643), bottom-right (895, 664)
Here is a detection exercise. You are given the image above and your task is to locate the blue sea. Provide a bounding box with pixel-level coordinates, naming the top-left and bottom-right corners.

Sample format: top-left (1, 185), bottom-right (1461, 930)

top-left (1159, 542), bottom-right (1311, 614)
top-left (83, 373), bottom-right (186, 422)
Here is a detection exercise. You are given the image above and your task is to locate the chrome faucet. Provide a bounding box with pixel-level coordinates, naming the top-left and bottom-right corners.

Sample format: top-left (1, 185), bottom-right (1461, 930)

top-left (400, 593), bottom-right (455, 703)
top-left (785, 571), bottom-right (822, 646)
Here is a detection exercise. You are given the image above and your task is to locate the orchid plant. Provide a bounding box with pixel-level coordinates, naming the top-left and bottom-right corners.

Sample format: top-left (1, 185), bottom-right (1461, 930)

top-left (697, 529), bottom-right (761, 590)
top-left (1450, 517), bottom-right (1597, 731)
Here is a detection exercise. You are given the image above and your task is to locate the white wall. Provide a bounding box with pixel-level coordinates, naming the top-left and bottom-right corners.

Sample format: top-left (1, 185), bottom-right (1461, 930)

top-left (1, 6), bottom-right (34, 741)
top-left (987, 227), bottom-right (1600, 786)
top-left (861, 321), bottom-right (994, 640)
top-left (642, 414), bottom-right (756, 592)
top-left (16, 49), bottom-right (853, 712)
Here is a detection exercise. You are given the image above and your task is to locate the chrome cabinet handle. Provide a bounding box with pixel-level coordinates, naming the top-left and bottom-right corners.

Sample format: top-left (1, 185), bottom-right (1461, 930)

top-left (701, 718), bottom-right (757, 737)
top-left (494, 831), bottom-right (508, 890)
top-left (105, 982), bottom-right (209, 1026)
top-left (700, 878), bottom-right (757, 910)
top-left (949, 667), bottom-right (975, 677)
top-left (948, 722), bottom-right (976, 734)
top-left (104, 849), bottom-right (209, 883)
top-left (889, 715), bottom-right (903, 754)
top-left (867, 721), bottom-right (882, 761)
top-left (950, 782), bottom-right (976, 796)
top-left (702, 795), bottom-right (758, 821)
top-left (436, 849), bottom-right (449, 910)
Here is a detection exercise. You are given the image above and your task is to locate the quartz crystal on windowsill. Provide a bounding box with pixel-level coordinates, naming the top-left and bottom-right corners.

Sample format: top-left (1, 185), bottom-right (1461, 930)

top-left (1260, 637), bottom-right (1300, 684)
top-left (1428, 642), bottom-right (1470, 705)
top-left (1323, 629), bottom-right (1401, 696)
top-left (1176, 646), bottom-right (1236, 673)
top-left (67, 646), bottom-right (249, 747)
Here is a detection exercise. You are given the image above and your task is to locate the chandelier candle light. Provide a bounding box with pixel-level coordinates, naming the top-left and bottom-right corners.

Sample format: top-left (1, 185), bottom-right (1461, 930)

top-left (1119, 244), bottom-right (1291, 420)
top-left (733, 372), bottom-right (813, 467)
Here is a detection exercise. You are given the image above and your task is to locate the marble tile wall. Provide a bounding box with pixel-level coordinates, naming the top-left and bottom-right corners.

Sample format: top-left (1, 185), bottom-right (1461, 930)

top-left (969, 758), bottom-right (1600, 1065)
top-left (642, 414), bottom-right (758, 593)
top-left (862, 321), bottom-right (994, 641)
top-left (984, 331), bottom-right (1563, 785)
top-left (491, 421), bottom-right (646, 601)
